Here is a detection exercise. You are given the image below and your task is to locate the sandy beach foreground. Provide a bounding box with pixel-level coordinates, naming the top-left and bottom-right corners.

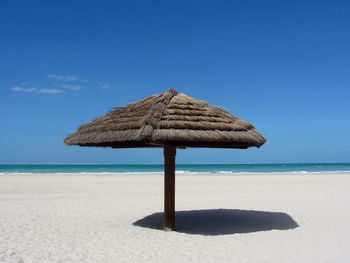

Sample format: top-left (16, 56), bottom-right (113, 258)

top-left (1, 173), bottom-right (349, 263)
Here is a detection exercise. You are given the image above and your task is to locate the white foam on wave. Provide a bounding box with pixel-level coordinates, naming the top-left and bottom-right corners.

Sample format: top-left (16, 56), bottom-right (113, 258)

top-left (216, 170), bottom-right (350, 175)
top-left (176, 170), bottom-right (211, 174)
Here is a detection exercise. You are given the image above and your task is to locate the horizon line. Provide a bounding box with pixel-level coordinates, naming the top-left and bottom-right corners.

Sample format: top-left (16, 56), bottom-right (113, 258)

top-left (1, 162), bottom-right (349, 165)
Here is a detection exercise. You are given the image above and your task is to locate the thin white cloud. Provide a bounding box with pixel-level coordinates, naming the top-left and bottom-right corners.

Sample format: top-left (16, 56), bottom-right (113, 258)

top-left (39, 88), bottom-right (63, 94)
top-left (98, 82), bottom-right (111, 90)
top-left (61, 84), bottom-right (81, 91)
top-left (11, 86), bottom-right (37, 93)
top-left (12, 74), bottom-right (88, 95)
top-left (47, 74), bottom-right (79, 81)
top-left (11, 86), bottom-right (63, 94)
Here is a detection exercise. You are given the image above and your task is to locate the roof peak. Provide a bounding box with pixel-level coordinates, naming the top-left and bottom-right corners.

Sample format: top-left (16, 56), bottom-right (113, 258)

top-left (164, 89), bottom-right (178, 96)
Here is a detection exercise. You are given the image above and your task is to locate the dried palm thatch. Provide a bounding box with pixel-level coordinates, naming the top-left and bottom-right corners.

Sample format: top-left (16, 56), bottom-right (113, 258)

top-left (64, 89), bottom-right (266, 149)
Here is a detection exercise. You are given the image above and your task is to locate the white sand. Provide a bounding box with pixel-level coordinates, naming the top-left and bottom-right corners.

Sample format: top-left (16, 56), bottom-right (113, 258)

top-left (1, 173), bottom-right (350, 263)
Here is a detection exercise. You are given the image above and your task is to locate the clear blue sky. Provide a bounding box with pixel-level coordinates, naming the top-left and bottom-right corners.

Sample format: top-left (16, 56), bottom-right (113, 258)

top-left (1, 0), bottom-right (349, 164)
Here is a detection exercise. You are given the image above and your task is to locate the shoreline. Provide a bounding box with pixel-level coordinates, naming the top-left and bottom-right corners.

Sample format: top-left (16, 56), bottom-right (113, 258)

top-left (1, 171), bottom-right (350, 176)
top-left (2, 163), bottom-right (350, 176)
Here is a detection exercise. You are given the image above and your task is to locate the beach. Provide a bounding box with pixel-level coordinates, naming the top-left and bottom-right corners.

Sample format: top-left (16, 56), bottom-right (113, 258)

top-left (1, 173), bottom-right (350, 263)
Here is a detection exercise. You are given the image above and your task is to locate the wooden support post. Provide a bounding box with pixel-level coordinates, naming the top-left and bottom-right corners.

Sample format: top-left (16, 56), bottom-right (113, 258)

top-left (163, 146), bottom-right (176, 231)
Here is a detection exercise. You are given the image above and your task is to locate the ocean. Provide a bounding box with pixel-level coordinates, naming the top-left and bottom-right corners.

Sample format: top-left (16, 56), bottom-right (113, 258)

top-left (0, 163), bottom-right (350, 174)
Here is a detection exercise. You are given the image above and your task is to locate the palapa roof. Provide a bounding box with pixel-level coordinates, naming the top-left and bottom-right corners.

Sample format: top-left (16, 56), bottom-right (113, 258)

top-left (64, 89), bottom-right (266, 149)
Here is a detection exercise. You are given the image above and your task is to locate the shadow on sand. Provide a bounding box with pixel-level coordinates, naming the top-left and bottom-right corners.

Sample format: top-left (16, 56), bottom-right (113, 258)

top-left (133, 209), bottom-right (299, 235)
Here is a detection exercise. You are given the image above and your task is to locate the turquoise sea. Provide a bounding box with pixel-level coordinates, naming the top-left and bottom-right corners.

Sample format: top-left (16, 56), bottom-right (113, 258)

top-left (0, 163), bottom-right (350, 174)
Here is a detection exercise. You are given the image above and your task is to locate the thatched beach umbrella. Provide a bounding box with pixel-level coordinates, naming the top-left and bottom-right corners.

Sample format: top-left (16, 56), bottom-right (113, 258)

top-left (64, 89), bottom-right (266, 231)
